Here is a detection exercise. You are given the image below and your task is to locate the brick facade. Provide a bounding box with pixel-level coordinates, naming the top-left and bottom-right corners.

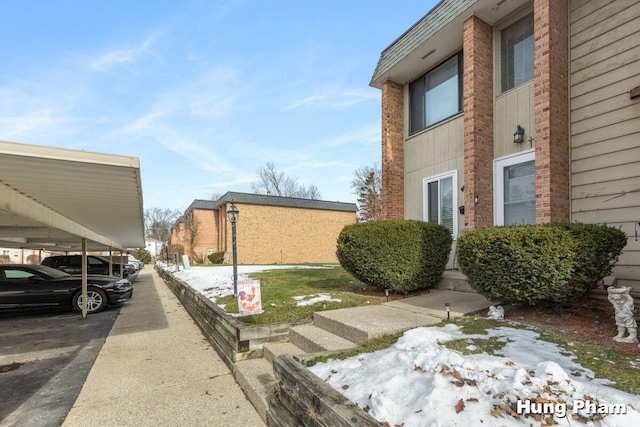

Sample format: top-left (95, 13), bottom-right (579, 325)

top-left (375, 1), bottom-right (571, 230)
top-left (171, 197), bottom-right (357, 265)
top-left (225, 203), bottom-right (355, 264)
top-left (534, 0), bottom-right (570, 223)
top-left (381, 79), bottom-right (405, 220)
top-left (463, 15), bottom-right (494, 230)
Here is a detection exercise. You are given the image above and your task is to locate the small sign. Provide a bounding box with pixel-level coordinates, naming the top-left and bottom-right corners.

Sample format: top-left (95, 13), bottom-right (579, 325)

top-left (237, 280), bottom-right (263, 316)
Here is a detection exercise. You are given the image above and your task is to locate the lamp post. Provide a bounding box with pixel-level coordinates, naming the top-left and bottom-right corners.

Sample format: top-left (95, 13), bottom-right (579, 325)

top-left (227, 204), bottom-right (239, 297)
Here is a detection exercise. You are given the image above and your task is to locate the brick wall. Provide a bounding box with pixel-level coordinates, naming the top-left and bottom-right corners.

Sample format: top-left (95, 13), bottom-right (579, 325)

top-left (172, 204), bottom-right (355, 265)
top-left (192, 209), bottom-right (219, 262)
top-left (534, 0), bottom-right (570, 223)
top-left (463, 15), bottom-right (494, 230)
top-left (223, 203), bottom-right (356, 264)
top-left (381, 79), bottom-right (405, 219)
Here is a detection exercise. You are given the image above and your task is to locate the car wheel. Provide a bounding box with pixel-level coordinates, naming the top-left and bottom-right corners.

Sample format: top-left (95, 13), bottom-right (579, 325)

top-left (72, 288), bottom-right (108, 314)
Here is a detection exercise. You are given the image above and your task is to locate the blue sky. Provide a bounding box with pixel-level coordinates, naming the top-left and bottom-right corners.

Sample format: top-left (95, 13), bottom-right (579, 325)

top-left (1, 0), bottom-right (437, 210)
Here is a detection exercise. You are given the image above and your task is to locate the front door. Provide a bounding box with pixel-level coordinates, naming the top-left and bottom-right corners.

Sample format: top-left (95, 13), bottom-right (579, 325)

top-left (494, 151), bottom-right (535, 226)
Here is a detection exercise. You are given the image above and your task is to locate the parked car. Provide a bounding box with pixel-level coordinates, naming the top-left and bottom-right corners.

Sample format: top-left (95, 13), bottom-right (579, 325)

top-left (127, 255), bottom-right (144, 270)
top-left (0, 264), bottom-right (133, 314)
top-left (41, 255), bottom-right (138, 281)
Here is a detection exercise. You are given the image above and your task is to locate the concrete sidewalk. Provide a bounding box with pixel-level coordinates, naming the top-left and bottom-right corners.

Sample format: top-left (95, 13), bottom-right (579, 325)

top-left (63, 268), bottom-right (265, 427)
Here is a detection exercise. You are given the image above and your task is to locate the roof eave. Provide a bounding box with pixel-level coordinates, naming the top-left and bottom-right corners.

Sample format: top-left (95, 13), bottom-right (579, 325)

top-left (369, 0), bottom-right (530, 89)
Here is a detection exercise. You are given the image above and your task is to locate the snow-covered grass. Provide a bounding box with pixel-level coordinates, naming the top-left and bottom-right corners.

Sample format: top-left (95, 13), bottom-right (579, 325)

top-left (160, 263), bottom-right (640, 426)
top-left (309, 324), bottom-right (640, 426)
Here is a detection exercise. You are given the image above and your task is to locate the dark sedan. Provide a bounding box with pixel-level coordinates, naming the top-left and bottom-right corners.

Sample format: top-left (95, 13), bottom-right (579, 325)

top-left (0, 264), bottom-right (133, 314)
top-left (41, 254), bottom-right (138, 281)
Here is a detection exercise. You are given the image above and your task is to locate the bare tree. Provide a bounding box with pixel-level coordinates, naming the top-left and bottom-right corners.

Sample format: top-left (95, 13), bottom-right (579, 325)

top-left (251, 161), bottom-right (322, 200)
top-left (144, 207), bottom-right (181, 243)
top-left (210, 192), bottom-right (222, 201)
top-left (351, 164), bottom-right (382, 222)
top-left (182, 209), bottom-right (201, 263)
top-left (295, 184), bottom-right (322, 200)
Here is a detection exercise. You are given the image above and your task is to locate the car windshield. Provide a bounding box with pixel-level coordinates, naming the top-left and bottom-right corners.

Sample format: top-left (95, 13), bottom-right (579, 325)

top-left (31, 264), bottom-right (72, 279)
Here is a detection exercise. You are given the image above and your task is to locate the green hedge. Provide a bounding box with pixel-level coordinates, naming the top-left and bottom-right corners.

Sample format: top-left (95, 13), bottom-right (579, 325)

top-left (336, 220), bottom-right (452, 293)
top-left (553, 223), bottom-right (627, 293)
top-left (457, 223), bottom-right (627, 305)
top-left (207, 251), bottom-right (225, 264)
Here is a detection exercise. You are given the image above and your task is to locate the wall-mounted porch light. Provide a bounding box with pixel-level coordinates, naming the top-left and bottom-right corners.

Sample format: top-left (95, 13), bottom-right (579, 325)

top-left (513, 125), bottom-right (525, 144)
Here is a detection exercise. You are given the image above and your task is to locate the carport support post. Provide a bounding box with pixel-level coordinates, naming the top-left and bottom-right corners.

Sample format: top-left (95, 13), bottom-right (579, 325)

top-left (108, 247), bottom-right (113, 276)
top-left (81, 238), bottom-right (88, 319)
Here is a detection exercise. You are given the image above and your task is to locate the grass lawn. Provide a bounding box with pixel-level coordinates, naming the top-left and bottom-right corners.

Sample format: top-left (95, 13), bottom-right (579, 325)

top-left (210, 265), bottom-right (639, 394)
top-left (444, 317), bottom-right (640, 395)
top-left (215, 265), bottom-right (382, 325)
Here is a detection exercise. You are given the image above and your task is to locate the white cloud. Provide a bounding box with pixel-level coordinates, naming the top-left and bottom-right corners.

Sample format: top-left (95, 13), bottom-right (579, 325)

top-left (91, 33), bottom-right (160, 72)
top-left (283, 93), bottom-right (329, 111)
top-left (321, 123), bottom-right (380, 147)
top-left (283, 87), bottom-right (379, 111)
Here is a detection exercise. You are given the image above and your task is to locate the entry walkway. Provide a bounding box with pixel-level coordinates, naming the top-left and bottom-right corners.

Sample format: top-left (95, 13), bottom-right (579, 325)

top-left (63, 268), bottom-right (265, 427)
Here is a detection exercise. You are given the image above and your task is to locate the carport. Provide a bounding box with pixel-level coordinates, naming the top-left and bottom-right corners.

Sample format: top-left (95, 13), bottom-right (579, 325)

top-left (0, 140), bottom-right (145, 317)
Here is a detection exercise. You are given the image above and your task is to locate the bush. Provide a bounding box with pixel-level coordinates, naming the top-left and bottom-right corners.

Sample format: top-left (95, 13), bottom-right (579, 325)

top-left (208, 251), bottom-right (225, 264)
top-left (336, 220), bottom-right (452, 293)
top-left (132, 248), bottom-right (152, 264)
top-left (457, 223), bottom-right (627, 305)
top-left (552, 223), bottom-right (627, 294)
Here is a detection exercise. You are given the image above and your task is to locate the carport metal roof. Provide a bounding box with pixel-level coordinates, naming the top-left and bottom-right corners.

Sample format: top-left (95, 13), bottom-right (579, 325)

top-left (0, 140), bottom-right (145, 252)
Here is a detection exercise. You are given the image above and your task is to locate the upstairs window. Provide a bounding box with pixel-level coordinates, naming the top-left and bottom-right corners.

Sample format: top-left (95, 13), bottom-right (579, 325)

top-left (500, 12), bottom-right (534, 92)
top-left (410, 52), bottom-right (463, 134)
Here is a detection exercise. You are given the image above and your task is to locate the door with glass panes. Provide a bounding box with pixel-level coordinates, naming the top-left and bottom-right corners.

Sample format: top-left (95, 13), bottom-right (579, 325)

top-left (494, 151), bottom-right (535, 226)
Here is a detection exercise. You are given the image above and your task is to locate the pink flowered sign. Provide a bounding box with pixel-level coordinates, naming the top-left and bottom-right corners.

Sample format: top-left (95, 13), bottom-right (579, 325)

top-left (237, 280), bottom-right (263, 316)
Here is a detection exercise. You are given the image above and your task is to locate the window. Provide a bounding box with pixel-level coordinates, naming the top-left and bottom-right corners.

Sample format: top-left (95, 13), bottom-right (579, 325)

top-left (410, 52), bottom-right (463, 134)
top-left (494, 151), bottom-right (536, 225)
top-left (423, 171), bottom-right (458, 238)
top-left (500, 12), bottom-right (534, 92)
top-left (4, 268), bottom-right (35, 279)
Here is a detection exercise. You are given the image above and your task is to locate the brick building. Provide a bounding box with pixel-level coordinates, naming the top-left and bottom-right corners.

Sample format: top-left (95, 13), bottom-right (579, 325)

top-left (371, 0), bottom-right (640, 292)
top-left (170, 192), bottom-right (357, 265)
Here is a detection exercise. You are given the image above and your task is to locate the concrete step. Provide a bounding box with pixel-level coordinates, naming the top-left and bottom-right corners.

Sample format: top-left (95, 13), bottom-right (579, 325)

top-left (234, 358), bottom-right (275, 423)
top-left (384, 289), bottom-right (492, 319)
top-left (263, 342), bottom-right (306, 364)
top-left (289, 324), bottom-right (358, 353)
top-left (437, 270), bottom-right (475, 293)
top-left (313, 305), bottom-right (443, 343)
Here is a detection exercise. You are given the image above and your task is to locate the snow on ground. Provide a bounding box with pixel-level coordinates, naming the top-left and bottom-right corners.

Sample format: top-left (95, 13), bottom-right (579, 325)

top-left (161, 263), bottom-right (640, 426)
top-left (309, 324), bottom-right (640, 427)
top-left (293, 294), bottom-right (342, 306)
top-left (159, 263), bottom-right (334, 303)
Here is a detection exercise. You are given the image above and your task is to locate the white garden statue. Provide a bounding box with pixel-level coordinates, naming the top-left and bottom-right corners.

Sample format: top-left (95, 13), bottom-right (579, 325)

top-left (607, 286), bottom-right (638, 344)
top-left (487, 305), bottom-right (505, 320)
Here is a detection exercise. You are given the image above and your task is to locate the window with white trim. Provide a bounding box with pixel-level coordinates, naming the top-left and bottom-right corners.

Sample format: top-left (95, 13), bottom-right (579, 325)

top-left (423, 171), bottom-right (458, 238)
top-left (494, 151), bottom-right (536, 225)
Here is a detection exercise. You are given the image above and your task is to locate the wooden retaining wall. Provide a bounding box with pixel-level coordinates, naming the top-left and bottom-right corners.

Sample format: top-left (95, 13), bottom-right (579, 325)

top-left (157, 266), bottom-right (379, 425)
top-left (156, 266), bottom-right (309, 370)
top-left (268, 355), bottom-right (379, 426)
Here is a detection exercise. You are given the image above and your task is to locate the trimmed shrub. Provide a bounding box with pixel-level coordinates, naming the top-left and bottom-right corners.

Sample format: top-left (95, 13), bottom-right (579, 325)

top-left (336, 220), bottom-right (452, 293)
top-left (457, 223), bottom-right (627, 305)
top-left (552, 222), bottom-right (627, 295)
top-left (458, 225), bottom-right (574, 305)
top-left (208, 251), bottom-right (225, 264)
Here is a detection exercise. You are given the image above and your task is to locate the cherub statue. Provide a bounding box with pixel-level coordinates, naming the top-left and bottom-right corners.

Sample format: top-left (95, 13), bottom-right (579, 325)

top-left (607, 286), bottom-right (638, 343)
